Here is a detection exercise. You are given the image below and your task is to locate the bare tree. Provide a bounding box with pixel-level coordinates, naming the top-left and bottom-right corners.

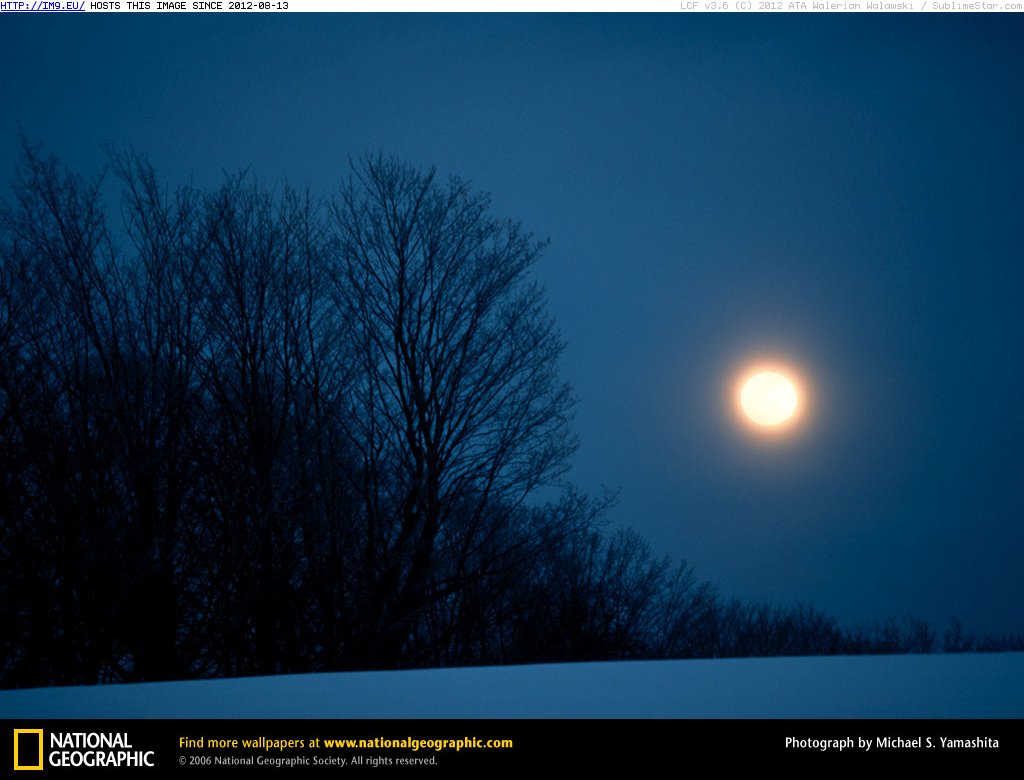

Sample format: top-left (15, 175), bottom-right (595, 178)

top-left (330, 156), bottom-right (576, 667)
top-left (0, 142), bottom-right (128, 685)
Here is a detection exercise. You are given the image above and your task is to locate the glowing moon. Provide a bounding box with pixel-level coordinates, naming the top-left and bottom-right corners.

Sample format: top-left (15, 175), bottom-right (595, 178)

top-left (739, 371), bottom-right (798, 427)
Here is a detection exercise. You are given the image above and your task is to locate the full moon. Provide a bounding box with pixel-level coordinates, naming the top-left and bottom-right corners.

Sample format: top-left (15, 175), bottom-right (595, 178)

top-left (739, 371), bottom-right (799, 427)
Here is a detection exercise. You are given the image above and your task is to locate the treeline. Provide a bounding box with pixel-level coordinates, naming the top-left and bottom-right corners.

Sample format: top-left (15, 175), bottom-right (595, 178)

top-left (0, 146), bottom-right (1019, 689)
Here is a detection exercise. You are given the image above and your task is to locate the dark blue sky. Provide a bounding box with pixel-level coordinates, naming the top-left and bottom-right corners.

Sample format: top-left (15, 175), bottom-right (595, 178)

top-left (3, 14), bottom-right (1022, 636)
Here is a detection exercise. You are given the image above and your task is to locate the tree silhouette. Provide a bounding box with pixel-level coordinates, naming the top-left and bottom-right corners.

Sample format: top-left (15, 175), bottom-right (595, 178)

top-left (330, 156), bottom-right (577, 667)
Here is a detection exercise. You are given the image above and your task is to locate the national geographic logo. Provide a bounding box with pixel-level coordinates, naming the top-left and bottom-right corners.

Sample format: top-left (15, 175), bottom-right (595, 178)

top-left (12, 729), bottom-right (156, 770)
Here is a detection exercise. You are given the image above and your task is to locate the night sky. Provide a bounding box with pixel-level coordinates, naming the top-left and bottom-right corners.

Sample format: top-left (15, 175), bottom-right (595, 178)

top-left (3, 14), bottom-right (1022, 637)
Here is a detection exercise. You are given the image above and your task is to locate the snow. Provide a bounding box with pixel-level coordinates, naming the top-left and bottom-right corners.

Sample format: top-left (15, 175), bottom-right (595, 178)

top-left (1, 653), bottom-right (1021, 719)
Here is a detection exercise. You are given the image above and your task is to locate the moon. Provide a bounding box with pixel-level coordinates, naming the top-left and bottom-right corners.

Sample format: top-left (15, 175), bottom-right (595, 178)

top-left (739, 371), bottom-right (799, 427)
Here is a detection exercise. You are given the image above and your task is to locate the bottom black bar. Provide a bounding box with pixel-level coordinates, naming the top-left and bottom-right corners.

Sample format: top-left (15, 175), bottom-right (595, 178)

top-left (3, 719), bottom-right (1021, 774)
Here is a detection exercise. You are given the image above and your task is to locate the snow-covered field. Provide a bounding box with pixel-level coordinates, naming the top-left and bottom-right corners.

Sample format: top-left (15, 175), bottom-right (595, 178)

top-left (2, 653), bottom-right (1021, 719)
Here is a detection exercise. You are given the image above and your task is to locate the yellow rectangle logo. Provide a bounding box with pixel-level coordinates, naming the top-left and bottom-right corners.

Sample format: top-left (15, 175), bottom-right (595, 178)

top-left (13, 729), bottom-right (44, 771)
